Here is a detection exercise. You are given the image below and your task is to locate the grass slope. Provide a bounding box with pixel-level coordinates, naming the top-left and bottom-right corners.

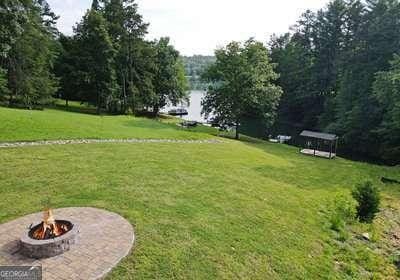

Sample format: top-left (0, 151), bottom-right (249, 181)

top-left (0, 107), bottom-right (399, 279)
top-left (0, 106), bottom-right (214, 142)
top-left (0, 142), bottom-right (399, 279)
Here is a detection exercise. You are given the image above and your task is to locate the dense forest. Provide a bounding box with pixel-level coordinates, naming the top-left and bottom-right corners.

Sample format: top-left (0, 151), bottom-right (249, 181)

top-left (181, 55), bottom-right (215, 90)
top-left (269, 0), bottom-right (400, 164)
top-left (0, 0), bottom-right (188, 115)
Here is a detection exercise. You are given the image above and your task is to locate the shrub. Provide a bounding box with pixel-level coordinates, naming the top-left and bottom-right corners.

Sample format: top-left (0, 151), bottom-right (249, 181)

top-left (351, 181), bottom-right (381, 223)
top-left (329, 193), bottom-right (357, 232)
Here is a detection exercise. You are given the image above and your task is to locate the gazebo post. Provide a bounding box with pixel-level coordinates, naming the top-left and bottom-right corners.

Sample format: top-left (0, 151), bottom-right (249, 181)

top-left (300, 139), bottom-right (303, 154)
top-left (314, 139), bottom-right (316, 156)
top-left (329, 140), bottom-right (333, 159)
top-left (335, 138), bottom-right (338, 157)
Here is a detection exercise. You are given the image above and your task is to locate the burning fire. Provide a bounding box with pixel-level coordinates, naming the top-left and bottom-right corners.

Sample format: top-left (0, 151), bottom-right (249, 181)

top-left (32, 209), bottom-right (69, 240)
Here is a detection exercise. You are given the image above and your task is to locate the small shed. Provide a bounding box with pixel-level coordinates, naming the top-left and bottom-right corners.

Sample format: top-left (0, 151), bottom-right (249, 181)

top-left (299, 130), bottom-right (338, 159)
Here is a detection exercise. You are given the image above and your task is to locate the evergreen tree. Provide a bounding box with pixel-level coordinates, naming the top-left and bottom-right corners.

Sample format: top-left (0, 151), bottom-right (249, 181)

top-left (74, 9), bottom-right (117, 113)
top-left (102, 0), bottom-right (149, 113)
top-left (0, 68), bottom-right (8, 98)
top-left (269, 33), bottom-right (314, 133)
top-left (333, 0), bottom-right (400, 158)
top-left (125, 39), bottom-right (157, 112)
top-left (54, 35), bottom-right (83, 106)
top-left (152, 37), bottom-right (189, 115)
top-left (92, 0), bottom-right (100, 10)
top-left (313, 0), bottom-right (347, 128)
top-left (269, 11), bottom-right (317, 131)
top-left (4, 0), bottom-right (59, 107)
top-left (373, 55), bottom-right (400, 163)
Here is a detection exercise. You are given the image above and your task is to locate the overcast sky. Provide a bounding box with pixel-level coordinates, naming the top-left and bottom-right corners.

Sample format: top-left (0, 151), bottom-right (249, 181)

top-left (47, 0), bottom-right (330, 56)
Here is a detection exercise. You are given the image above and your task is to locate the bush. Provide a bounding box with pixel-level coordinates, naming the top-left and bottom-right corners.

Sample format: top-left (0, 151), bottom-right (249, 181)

top-left (351, 181), bottom-right (381, 223)
top-left (329, 193), bottom-right (357, 232)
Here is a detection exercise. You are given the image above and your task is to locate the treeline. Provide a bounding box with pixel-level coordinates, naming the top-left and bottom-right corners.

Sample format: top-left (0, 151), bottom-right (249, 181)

top-left (0, 0), bottom-right (188, 115)
top-left (0, 0), bottom-right (59, 108)
top-left (269, 0), bottom-right (400, 164)
top-left (182, 55), bottom-right (215, 90)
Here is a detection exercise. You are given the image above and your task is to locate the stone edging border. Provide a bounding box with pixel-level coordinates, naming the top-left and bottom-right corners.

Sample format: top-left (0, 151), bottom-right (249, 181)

top-left (0, 138), bottom-right (223, 148)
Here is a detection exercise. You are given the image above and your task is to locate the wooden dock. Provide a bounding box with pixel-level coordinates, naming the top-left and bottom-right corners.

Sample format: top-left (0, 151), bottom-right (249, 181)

top-left (300, 149), bottom-right (336, 159)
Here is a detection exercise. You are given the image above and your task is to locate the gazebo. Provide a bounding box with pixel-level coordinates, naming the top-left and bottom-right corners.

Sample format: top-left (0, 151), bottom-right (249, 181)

top-left (299, 130), bottom-right (338, 159)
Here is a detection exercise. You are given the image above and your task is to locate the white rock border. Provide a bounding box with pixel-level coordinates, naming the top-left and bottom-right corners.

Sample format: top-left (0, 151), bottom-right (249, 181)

top-left (0, 138), bottom-right (223, 148)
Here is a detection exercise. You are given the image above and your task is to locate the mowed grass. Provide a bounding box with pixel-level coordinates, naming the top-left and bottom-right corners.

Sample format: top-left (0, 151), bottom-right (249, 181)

top-left (1, 125), bottom-right (400, 279)
top-left (0, 106), bottom-right (214, 142)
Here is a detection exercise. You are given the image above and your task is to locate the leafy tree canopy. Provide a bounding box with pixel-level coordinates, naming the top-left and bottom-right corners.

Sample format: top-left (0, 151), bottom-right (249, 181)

top-left (202, 39), bottom-right (282, 139)
top-left (152, 37), bottom-right (189, 114)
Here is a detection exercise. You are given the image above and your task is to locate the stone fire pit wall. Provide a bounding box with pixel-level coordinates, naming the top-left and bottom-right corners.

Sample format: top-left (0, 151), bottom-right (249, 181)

top-left (20, 221), bottom-right (79, 259)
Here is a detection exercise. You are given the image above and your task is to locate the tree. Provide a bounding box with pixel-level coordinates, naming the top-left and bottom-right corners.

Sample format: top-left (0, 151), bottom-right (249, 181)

top-left (313, 0), bottom-right (347, 128)
top-left (0, 67), bottom-right (8, 98)
top-left (352, 181), bottom-right (381, 222)
top-left (203, 39), bottom-right (282, 139)
top-left (125, 39), bottom-right (157, 111)
top-left (181, 55), bottom-right (215, 90)
top-left (74, 9), bottom-right (117, 113)
top-left (91, 0), bottom-right (100, 10)
top-left (102, 0), bottom-right (149, 113)
top-left (269, 10), bottom-right (320, 132)
top-left (5, 0), bottom-right (59, 107)
top-left (269, 32), bottom-right (315, 133)
top-left (373, 55), bottom-right (400, 163)
top-left (0, 1), bottom-right (19, 99)
top-left (269, 0), bottom-right (400, 163)
top-left (333, 0), bottom-right (400, 159)
top-left (54, 35), bottom-right (83, 106)
top-left (54, 0), bottom-right (186, 116)
top-left (270, 3), bottom-right (347, 132)
top-left (152, 37), bottom-right (189, 115)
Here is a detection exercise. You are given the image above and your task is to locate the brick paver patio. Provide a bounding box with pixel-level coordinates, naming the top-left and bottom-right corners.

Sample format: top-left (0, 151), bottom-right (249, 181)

top-left (0, 207), bottom-right (134, 280)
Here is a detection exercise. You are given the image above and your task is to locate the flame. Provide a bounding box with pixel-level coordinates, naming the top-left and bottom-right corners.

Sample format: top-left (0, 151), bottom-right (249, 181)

top-left (32, 209), bottom-right (68, 240)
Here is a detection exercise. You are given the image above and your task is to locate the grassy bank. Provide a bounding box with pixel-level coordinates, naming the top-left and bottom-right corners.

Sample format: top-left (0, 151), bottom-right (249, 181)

top-left (0, 106), bottom-right (214, 142)
top-left (0, 142), bottom-right (399, 278)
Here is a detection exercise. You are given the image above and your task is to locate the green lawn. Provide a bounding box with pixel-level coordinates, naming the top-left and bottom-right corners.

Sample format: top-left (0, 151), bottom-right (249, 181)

top-left (0, 106), bottom-right (400, 279)
top-left (0, 106), bottom-right (214, 142)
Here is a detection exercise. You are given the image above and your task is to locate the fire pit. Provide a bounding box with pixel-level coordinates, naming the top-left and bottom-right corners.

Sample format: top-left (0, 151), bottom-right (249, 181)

top-left (1, 207), bottom-right (134, 279)
top-left (20, 209), bottom-right (79, 259)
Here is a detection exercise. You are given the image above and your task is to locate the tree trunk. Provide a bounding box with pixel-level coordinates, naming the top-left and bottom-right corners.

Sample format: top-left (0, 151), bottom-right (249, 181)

top-left (235, 119), bottom-right (240, 140)
top-left (8, 88), bottom-right (15, 107)
top-left (8, 58), bottom-right (16, 107)
top-left (127, 37), bottom-right (133, 114)
top-left (65, 99), bottom-right (69, 107)
top-left (96, 84), bottom-right (101, 115)
top-left (153, 104), bottom-right (159, 117)
top-left (122, 72), bottom-right (127, 113)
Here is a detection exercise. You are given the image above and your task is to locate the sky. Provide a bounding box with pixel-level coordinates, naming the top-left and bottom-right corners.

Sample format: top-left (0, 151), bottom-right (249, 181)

top-left (47, 0), bottom-right (330, 56)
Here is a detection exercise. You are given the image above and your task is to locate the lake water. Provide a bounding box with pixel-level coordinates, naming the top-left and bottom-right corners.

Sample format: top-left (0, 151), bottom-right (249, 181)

top-left (162, 90), bottom-right (208, 122)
